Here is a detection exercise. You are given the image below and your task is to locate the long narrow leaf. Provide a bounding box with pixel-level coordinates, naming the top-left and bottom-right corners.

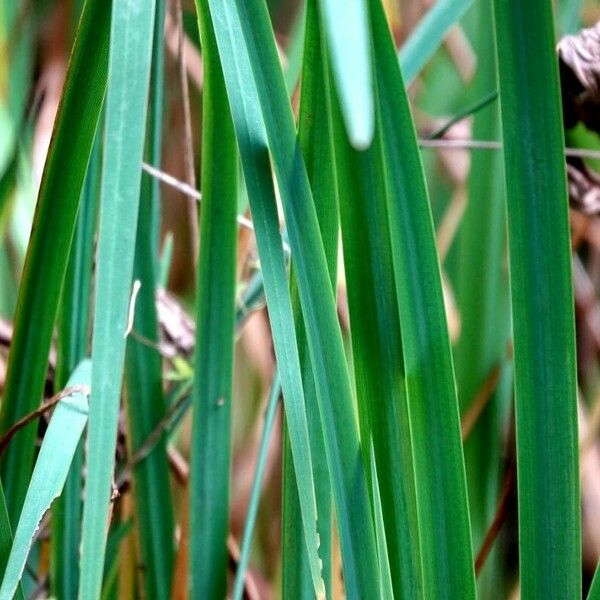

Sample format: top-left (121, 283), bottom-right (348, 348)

top-left (233, 373), bottom-right (281, 600)
top-left (0, 486), bottom-right (23, 600)
top-left (317, 0), bottom-right (373, 148)
top-left (454, 0), bottom-right (508, 594)
top-left (0, 0), bottom-right (33, 175)
top-left (193, 2), bottom-right (324, 596)
top-left (0, 0), bottom-right (110, 525)
top-left (369, 443), bottom-right (393, 600)
top-left (51, 121), bottom-right (101, 600)
top-left (493, 0), bottom-right (580, 596)
top-left (79, 2), bottom-right (156, 597)
top-left (0, 360), bottom-right (91, 600)
top-left (205, 0), bottom-right (380, 595)
top-left (589, 565), bottom-right (600, 600)
top-left (370, 0), bottom-right (476, 596)
top-left (282, 0), bottom-right (337, 595)
top-left (124, 2), bottom-right (174, 597)
top-left (331, 52), bottom-right (421, 600)
top-left (188, 1), bottom-right (238, 596)
top-left (399, 0), bottom-right (472, 85)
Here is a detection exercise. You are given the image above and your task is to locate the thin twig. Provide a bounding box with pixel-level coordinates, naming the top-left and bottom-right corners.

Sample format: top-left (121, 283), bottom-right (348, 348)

top-left (228, 534), bottom-right (262, 600)
top-left (142, 162), bottom-right (254, 233)
top-left (164, 9), bottom-right (203, 90)
top-left (428, 90), bottom-right (498, 140)
top-left (174, 0), bottom-right (200, 272)
top-left (115, 382), bottom-right (192, 489)
top-left (167, 445), bottom-right (189, 486)
top-left (461, 366), bottom-right (502, 441)
top-left (142, 161), bottom-right (201, 201)
top-left (436, 187), bottom-right (467, 262)
top-left (419, 138), bottom-right (600, 161)
top-left (141, 162), bottom-right (289, 254)
top-left (144, 144), bottom-right (600, 210)
top-left (567, 147), bottom-right (600, 161)
top-left (0, 385), bottom-right (90, 455)
top-left (474, 459), bottom-right (516, 577)
top-left (419, 139), bottom-right (502, 151)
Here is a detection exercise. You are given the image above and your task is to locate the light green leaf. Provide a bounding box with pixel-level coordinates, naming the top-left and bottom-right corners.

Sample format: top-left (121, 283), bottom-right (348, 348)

top-left (79, 1), bottom-right (156, 597)
top-left (588, 564), bottom-right (600, 600)
top-left (0, 484), bottom-right (23, 600)
top-left (317, 0), bottom-right (373, 148)
top-left (282, 0), bottom-right (337, 595)
top-left (123, 1), bottom-right (175, 597)
top-left (399, 0), bottom-right (472, 85)
top-left (0, 360), bottom-right (91, 600)
top-left (233, 373), bottom-right (281, 600)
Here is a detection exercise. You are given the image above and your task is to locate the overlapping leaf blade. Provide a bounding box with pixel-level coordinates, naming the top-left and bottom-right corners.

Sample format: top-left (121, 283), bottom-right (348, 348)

top-left (370, 0), bottom-right (476, 596)
top-left (0, 360), bottom-right (91, 600)
top-left (124, 2), bottom-right (175, 597)
top-left (193, 1), bottom-right (323, 595)
top-left (454, 0), bottom-right (509, 595)
top-left (0, 0), bottom-right (110, 525)
top-left (79, 1), bottom-right (156, 597)
top-left (188, 1), bottom-right (238, 596)
top-left (51, 123), bottom-right (101, 600)
top-left (399, 0), bottom-right (472, 85)
top-left (204, 0), bottom-right (380, 595)
top-left (331, 61), bottom-right (421, 599)
top-left (282, 0), bottom-right (337, 595)
top-left (317, 0), bottom-right (373, 148)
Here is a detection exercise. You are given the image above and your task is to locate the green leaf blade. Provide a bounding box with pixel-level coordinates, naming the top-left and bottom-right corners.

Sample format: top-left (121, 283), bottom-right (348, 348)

top-left (51, 122), bottom-right (101, 600)
top-left (282, 1), bottom-right (337, 595)
top-left (0, 0), bottom-right (110, 525)
top-left (317, 0), bottom-right (373, 148)
top-left (331, 75), bottom-right (421, 600)
top-left (188, 1), bottom-right (238, 596)
top-left (493, 0), bottom-right (580, 596)
top-left (206, 0), bottom-right (380, 595)
top-left (453, 0), bottom-right (509, 594)
top-left (123, 3), bottom-right (175, 598)
top-left (233, 373), bottom-right (281, 600)
top-left (0, 360), bottom-right (91, 600)
top-left (79, 1), bottom-right (156, 597)
top-left (399, 0), bottom-right (473, 85)
top-left (370, 0), bottom-right (476, 596)
top-left (193, 2), bottom-right (324, 596)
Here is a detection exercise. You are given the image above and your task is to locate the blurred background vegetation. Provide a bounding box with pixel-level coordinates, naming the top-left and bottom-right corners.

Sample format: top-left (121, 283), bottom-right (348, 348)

top-left (1, 0), bottom-right (600, 597)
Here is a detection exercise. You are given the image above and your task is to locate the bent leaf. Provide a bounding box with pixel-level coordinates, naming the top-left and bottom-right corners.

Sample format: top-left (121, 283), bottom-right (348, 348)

top-left (0, 360), bottom-right (91, 600)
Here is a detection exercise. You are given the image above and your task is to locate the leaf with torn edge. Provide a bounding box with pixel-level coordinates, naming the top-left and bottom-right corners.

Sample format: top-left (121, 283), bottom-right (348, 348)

top-left (0, 359), bottom-right (91, 600)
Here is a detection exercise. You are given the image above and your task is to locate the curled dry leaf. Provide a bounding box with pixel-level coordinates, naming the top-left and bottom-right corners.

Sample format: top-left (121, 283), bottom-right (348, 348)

top-left (155, 288), bottom-right (196, 358)
top-left (559, 22), bottom-right (600, 134)
top-left (567, 159), bottom-right (600, 215)
top-left (558, 22), bottom-right (600, 214)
